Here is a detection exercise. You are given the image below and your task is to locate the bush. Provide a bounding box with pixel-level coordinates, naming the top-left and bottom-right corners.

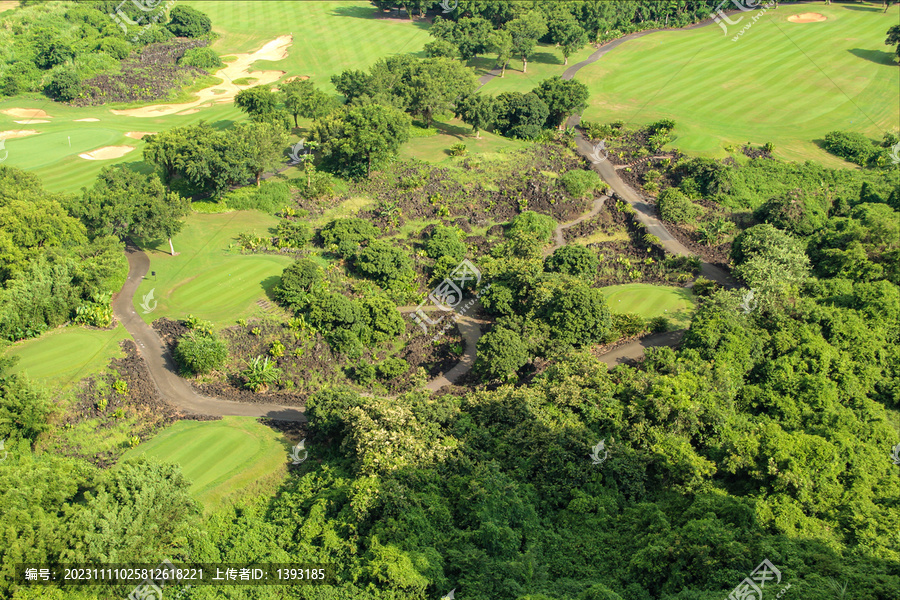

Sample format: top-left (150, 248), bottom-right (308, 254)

top-left (98, 38), bottom-right (132, 60)
top-left (475, 326), bottom-right (529, 381)
top-left (327, 328), bottom-right (364, 359)
top-left (648, 316), bottom-right (670, 333)
top-left (544, 245), bottom-right (599, 281)
top-left (657, 188), bottom-right (702, 223)
top-left (611, 313), bottom-right (646, 337)
top-left (449, 143), bottom-right (467, 157)
top-left (320, 217), bottom-right (380, 256)
top-left (353, 240), bottom-right (415, 287)
top-left (174, 331), bottom-right (228, 375)
top-left (45, 68), bottom-right (81, 101)
top-left (275, 219), bottom-right (311, 248)
top-left (560, 169), bottom-right (603, 199)
top-left (424, 226), bottom-right (466, 262)
top-left (508, 211), bottom-right (556, 244)
top-left (178, 47), bottom-right (223, 70)
top-left (166, 5), bottom-right (212, 38)
top-left (539, 280), bottom-right (611, 347)
top-left (377, 357), bottom-right (409, 380)
top-left (823, 130), bottom-right (875, 166)
top-left (306, 387), bottom-right (362, 436)
top-left (223, 181), bottom-right (291, 213)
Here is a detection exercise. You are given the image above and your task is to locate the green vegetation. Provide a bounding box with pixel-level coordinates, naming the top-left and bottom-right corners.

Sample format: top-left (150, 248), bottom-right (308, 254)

top-left (600, 283), bottom-right (696, 329)
top-left (6, 325), bottom-right (128, 386)
top-left (578, 3), bottom-right (900, 164)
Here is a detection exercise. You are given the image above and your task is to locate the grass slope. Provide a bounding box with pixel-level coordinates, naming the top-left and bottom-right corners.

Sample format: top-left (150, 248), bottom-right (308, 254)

top-left (576, 2), bottom-right (899, 165)
top-left (120, 416), bottom-right (292, 509)
top-left (601, 283), bottom-right (695, 329)
top-left (6, 326), bottom-right (129, 387)
top-left (134, 211), bottom-right (292, 327)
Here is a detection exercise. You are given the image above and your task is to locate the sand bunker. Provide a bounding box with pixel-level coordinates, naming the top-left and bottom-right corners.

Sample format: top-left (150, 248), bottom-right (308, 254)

top-left (111, 35), bottom-right (292, 118)
top-left (14, 119), bottom-right (49, 124)
top-left (125, 131), bottom-right (156, 139)
top-left (788, 12), bottom-right (826, 23)
top-left (74, 118), bottom-right (100, 122)
top-left (1, 108), bottom-right (51, 119)
top-left (0, 129), bottom-right (39, 139)
top-left (78, 146), bottom-right (135, 160)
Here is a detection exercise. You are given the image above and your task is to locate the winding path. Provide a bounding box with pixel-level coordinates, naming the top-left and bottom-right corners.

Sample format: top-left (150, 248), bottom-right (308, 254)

top-left (113, 243), bottom-right (306, 421)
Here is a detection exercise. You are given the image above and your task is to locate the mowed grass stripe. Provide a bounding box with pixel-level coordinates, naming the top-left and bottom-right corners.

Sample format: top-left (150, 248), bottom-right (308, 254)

top-left (576, 2), bottom-right (898, 164)
top-left (601, 284), bottom-right (696, 329)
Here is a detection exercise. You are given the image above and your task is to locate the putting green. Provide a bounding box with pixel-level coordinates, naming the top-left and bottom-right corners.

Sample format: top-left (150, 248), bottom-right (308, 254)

top-left (601, 284), bottom-right (695, 329)
top-left (120, 416), bottom-right (293, 509)
top-left (6, 325), bottom-right (129, 386)
top-left (576, 2), bottom-right (899, 165)
top-left (134, 211), bottom-right (292, 327)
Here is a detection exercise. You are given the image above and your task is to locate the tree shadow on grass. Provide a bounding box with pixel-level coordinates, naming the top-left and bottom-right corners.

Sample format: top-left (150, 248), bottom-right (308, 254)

top-left (261, 275), bottom-right (282, 303)
top-left (530, 51), bottom-right (563, 66)
top-left (329, 5), bottom-right (431, 32)
top-left (434, 121), bottom-right (472, 138)
top-left (838, 4), bottom-right (885, 11)
top-left (847, 48), bottom-right (897, 66)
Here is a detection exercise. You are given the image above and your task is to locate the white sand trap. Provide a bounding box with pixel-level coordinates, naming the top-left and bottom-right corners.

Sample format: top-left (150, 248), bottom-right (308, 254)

top-left (125, 131), bottom-right (156, 139)
top-left (2, 108), bottom-right (52, 119)
top-left (74, 118), bottom-right (100, 122)
top-left (111, 35), bottom-right (292, 118)
top-left (788, 12), bottom-right (826, 23)
top-left (0, 129), bottom-right (39, 139)
top-left (14, 119), bottom-right (49, 124)
top-left (79, 145), bottom-right (135, 160)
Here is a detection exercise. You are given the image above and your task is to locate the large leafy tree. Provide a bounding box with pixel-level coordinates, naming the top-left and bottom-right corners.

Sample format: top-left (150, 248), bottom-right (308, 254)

top-left (494, 91), bottom-right (549, 140)
top-left (455, 92), bottom-right (497, 139)
top-left (76, 167), bottom-right (190, 255)
top-left (312, 103), bottom-right (411, 178)
top-left (228, 121), bottom-right (289, 186)
top-left (533, 76), bottom-right (589, 129)
top-left (505, 11), bottom-right (548, 73)
top-left (548, 11), bottom-right (589, 65)
top-left (731, 223), bottom-right (810, 307)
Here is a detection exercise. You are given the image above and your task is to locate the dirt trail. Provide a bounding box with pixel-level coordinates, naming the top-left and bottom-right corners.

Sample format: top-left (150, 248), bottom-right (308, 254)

top-left (112, 243), bottom-right (306, 421)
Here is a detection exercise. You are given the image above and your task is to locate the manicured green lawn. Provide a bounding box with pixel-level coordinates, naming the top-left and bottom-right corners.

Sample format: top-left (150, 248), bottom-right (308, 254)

top-left (576, 2), bottom-right (899, 165)
top-left (134, 211), bottom-right (293, 328)
top-left (120, 416), bottom-right (293, 509)
top-left (479, 42), bottom-right (597, 95)
top-left (401, 116), bottom-right (528, 163)
top-left (601, 283), bottom-right (696, 329)
top-left (6, 326), bottom-right (129, 387)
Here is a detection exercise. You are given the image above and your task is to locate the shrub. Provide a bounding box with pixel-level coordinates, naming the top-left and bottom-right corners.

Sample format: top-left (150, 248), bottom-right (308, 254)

top-left (275, 259), bottom-right (322, 310)
top-left (377, 357), bottom-right (409, 380)
top-left (46, 68), bottom-right (81, 101)
top-left (657, 188), bottom-right (702, 223)
top-left (560, 169), bottom-right (603, 199)
top-left (352, 361), bottom-right (377, 386)
top-left (475, 326), bottom-right (529, 381)
top-left (648, 316), bottom-right (670, 333)
top-left (223, 181), bottom-right (291, 213)
top-left (166, 5), bottom-right (212, 38)
top-left (241, 356), bottom-right (281, 392)
top-left (178, 47), bottom-right (223, 70)
top-left (175, 331), bottom-right (228, 375)
top-left (320, 217), bottom-right (380, 256)
top-left (508, 211), bottom-right (556, 244)
top-left (353, 240), bottom-right (415, 287)
top-left (611, 313), bottom-right (646, 337)
top-left (275, 219), bottom-right (312, 248)
top-left (823, 130), bottom-right (875, 166)
top-left (449, 143), bottom-right (467, 156)
top-left (269, 340), bottom-right (285, 358)
top-left (539, 280), bottom-right (611, 347)
top-left (544, 245), bottom-right (599, 281)
top-left (327, 329), bottom-right (364, 359)
top-left (98, 38), bottom-right (132, 60)
top-left (424, 225), bottom-right (466, 262)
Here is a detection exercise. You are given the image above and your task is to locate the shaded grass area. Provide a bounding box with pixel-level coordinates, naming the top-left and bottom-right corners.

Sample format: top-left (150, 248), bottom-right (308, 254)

top-left (575, 2), bottom-right (899, 165)
top-left (601, 283), bottom-right (696, 329)
top-left (120, 416), bottom-right (292, 510)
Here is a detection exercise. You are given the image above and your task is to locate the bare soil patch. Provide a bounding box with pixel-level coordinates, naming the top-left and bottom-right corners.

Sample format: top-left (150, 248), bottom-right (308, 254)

top-left (788, 12), bottom-right (826, 23)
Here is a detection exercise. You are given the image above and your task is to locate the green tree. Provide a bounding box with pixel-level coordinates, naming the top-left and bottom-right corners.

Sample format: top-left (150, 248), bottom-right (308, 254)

top-left (455, 92), bottom-right (497, 139)
top-left (353, 240), bottom-right (415, 288)
top-left (533, 77), bottom-right (589, 129)
top-left (548, 12), bottom-right (588, 65)
top-left (538, 278), bottom-right (611, 346)
top-left (234, 85), bottom-right (280, 120)
top-left (228, 121), bottom-right (289, 186)
top-left (312, 103), bottom-right (411, 177)
top-left (76, 167), bottom-right (190, 255)
top-left (494, 91), bottom-right (549, 139)
top-left (275, 258), bottom-right (322, 310)
top-left (489, 29), bottom-right (514, 77)
top-left (657, 188), bottom-right (702, 223)
top-left (731, 224), bottom-right (810, 305)
top-left (320, 217), bottom-right (380, 257)
top-left (476, 326), bottom-right (529, 381)
top-left (544, 244), bottom-right (599, 281)
top-left (166, 5), bottom-right (212, 37)
top-left (453, 16), bottom-right (494, 60)
top-left (886, 24), bottom-right (900, 60)
top-left (424, 225), bottom-right (466, 261)
top-left (506, 11), bottom-right (548, 73)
